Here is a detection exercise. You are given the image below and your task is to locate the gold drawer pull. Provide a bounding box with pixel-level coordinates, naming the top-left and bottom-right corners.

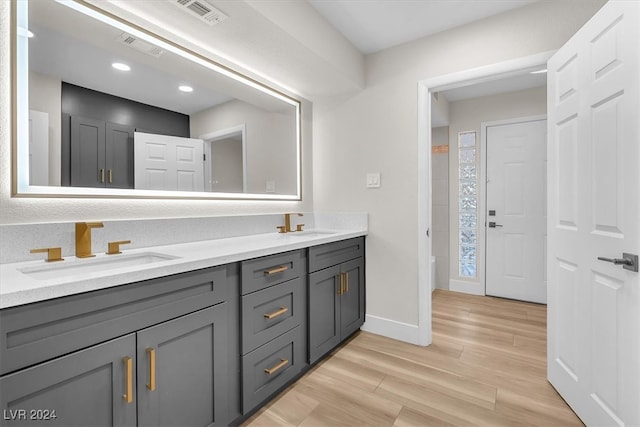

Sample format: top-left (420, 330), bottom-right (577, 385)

top-left (123, 356), bottom-right (133, 403)
top-left (264, 307), bottom-right (288, 320)
top-left (146, 348), bottom-right (156, 391)
top-left (264, 265), bottom-right (288, 275)
top-left (264, 358), bottom-right (289, 375)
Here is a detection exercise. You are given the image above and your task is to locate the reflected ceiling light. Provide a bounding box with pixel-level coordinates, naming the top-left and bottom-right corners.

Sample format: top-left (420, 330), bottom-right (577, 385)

top-left (27, 30), bottom-right (34, 38)
top-left (530, 69), bottom-right (547, 74)
top-left (178, 85), bottom-right (194, 93)
top-left (112, 62), bottom-right (131, 71)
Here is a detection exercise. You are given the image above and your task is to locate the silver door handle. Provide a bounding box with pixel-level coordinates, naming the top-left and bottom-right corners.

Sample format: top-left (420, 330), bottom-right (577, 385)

top-left (488, 222), bottom-right (503, 228)
top-left (597, 253), bottom-right (638, 272)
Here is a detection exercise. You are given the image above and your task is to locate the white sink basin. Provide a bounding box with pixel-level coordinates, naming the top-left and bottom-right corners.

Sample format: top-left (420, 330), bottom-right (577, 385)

top-left (281, 230), bottom-right (337, 238)
top-left (19, 252), bottom-right (180, 280)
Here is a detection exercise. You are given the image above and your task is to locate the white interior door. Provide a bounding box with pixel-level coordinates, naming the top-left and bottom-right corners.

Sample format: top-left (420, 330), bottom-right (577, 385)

top-left (548, 1), bottom-right (639, 425)
top-left (486, 118), bottom-right (547, 303)
top-left (134, 132), bottom-right (204, 191)
top-left (28, 109), bottom-right (49, 186)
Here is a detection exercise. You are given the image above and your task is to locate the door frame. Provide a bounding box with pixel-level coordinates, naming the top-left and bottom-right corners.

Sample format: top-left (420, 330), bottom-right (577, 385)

top-left (481, 114), bottom-right (547, 297)
top-left (416, 51), bottom-right (555, 346)
top-left (199, 124), bottom-right (247, 193)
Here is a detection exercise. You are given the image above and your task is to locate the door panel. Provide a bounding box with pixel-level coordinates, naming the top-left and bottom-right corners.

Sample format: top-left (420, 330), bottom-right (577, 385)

top-left (137, 305), bottom-right (227, 427)
top-left (340, 258), bottom-right (365, 338)
top-left (134, 132), bottom-right (204, 191)
top-left (0, 334), bottom-right (136, 427)
top-left (105, 122), bottom-right (134, 189)
top-left (308, 265), bottom-right (341, 364)
top-left (547, 2), bottom-right (640, 425)
top-left (486, 119), bottom-right (547, 303)
top-left (70, 115), bottom-right (105, 187)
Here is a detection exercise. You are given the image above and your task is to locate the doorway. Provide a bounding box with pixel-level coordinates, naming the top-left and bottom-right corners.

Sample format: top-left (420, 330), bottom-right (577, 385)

top-left (417, 50), bottom-right (555, 346)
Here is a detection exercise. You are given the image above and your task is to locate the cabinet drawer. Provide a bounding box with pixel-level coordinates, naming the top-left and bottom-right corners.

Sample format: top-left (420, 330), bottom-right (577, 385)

top-left (0, 265), bottom-right (229, 375)
top-left (241, 250), bottom-right (301, 295)
top-left (308, 237), bottom-right (364, 273)
top-left (241, 278), bottom-right (303, 355)
top-left (242, 326), bottom-right (303, 413)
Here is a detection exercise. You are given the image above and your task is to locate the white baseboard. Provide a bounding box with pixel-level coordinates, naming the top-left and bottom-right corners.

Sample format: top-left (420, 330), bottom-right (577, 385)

top-left (449, 279), bottom-right (484, 295)
top-left (360, 314), bottom-right (423, 346)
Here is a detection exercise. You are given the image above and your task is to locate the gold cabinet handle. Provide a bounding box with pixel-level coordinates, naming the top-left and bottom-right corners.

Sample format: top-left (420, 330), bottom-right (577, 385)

top-left (100, 168), bottom-right (105, 183)
top-left (30, 247), bottom-right (64, 262)
top-left (264, 307), bottom-right (288, 320)
top-left (146, 348), bottom-right (156, 391)
top-left (108, 169), bottom-right (113, 184)
top-left (106, 240), bottom-right (132, 255)
top-left (264, 358), bottom-right (289, 375)
top-left (264, 265), bottom-right (288, 275)
top-left (345, 271), bottom-right (349, 293)
top-left (123, 356), bottom-right (133, 403)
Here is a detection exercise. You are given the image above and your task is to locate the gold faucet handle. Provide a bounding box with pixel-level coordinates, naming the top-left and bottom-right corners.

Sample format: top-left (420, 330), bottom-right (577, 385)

top-left (276, 226), bottom-right (286, 234)
top-left (106, 240), bottom-right (131, 255)
top-left (295, 224), bottom-right (305, 232)
top-left (30, 247), bottom-right (64, 262)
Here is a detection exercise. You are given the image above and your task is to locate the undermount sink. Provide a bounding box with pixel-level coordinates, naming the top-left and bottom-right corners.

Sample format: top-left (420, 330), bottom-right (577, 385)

top-left (19, 252), bottom-right (180, 280)
top-left (281, 230), bottom-right (337, 238)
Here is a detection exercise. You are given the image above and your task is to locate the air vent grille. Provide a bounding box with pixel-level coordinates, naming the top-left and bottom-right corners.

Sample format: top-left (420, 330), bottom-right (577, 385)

top-left (116, 33), bottom-right (164, 58)
top-left (171, 0), bottom-right (228, 26)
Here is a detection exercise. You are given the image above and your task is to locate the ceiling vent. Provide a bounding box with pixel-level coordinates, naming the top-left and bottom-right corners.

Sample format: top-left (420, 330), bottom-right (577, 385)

top-left (171, 0), bottom-right (228, 26)
top-left (116, 33), bottom-right (164, 58)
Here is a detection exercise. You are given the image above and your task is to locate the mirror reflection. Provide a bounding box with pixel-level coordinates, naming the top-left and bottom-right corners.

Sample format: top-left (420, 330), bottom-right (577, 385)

top-left (20, 0), bottom-right (301, 198)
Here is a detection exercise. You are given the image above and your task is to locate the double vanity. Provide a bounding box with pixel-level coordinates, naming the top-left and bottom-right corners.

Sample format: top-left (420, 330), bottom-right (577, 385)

top-left (0, 215), bottom-right (366, 426)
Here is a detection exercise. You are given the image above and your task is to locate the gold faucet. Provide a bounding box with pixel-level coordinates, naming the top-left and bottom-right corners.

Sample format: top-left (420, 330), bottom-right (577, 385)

top-left (75, 222), bottom-right (104, 258)
top-left (277, 213), bottom-right (304, 233)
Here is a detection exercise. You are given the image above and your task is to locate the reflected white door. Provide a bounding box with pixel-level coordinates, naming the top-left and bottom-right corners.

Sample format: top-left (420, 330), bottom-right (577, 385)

top-left (134, 132), bottom-right (204, 191)
top-left (547, 1), bottom-right (640, 425)
top-left (486, 119), bottom-right (547, 303)
top-left (28, 109), bottom-right (49, 186)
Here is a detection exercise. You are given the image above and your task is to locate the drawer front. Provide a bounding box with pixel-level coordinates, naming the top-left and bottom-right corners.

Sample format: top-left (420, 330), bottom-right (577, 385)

top-left (308, 237), bottom-right (365, 273)
top-left (0, 265), bottom-right (229, 375)
top-left (242, 326), bottom-right (303, 413)
top-left (241, 250), bottom-right (301, 295)
top-left (241, 278), bottom-right (302, 355)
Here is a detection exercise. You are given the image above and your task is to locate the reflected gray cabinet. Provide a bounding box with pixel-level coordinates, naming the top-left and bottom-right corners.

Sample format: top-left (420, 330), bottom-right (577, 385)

top-left (70, 115), bottom-right (134, 189)
top-left (308, 238), bottom-right (365, 364)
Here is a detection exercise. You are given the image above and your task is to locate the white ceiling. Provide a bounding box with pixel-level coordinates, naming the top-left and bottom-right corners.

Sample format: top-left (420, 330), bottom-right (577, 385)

top-left (308, 0), bottom-right (538, 54)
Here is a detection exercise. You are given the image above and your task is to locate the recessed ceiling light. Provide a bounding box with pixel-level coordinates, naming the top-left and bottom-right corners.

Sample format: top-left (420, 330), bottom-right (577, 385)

top-left (27, 30), bottom-right (34, 38)
top-left (530, 69), bottom-right (547, 74)
top-left (178, 85), bottom-right (194, 93)
top-left (112, 62), bottom-right (131, 71)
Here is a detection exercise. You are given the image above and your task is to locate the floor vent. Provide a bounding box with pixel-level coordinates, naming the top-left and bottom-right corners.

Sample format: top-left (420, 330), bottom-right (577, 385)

top-left (171, 0), bottom-right (228, 26)
top-left (116, 33), bottom-right (164, 58)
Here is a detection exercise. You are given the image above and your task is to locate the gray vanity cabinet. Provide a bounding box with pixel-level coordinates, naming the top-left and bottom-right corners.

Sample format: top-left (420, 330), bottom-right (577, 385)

top-left (240, 250), bottom-right (307, 414)
top-left (0, 334), bottom-right (137, 427)
top-left (0, 265), bottom-right (236, 427)
top-left (137, 305), bottom-right (228, 427)
top-left (308, 237), bottom-right (365, 364)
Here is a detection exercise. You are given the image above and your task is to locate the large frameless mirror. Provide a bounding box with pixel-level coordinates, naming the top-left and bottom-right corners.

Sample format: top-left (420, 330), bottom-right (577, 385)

top-left (12, 0), bottom-right (301, 200)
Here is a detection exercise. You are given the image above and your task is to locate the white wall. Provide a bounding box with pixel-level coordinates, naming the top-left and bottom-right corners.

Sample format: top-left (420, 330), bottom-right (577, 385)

top-left (190, 99), bottom-right (297, 195)
top-left (313, 0), bottom-right (606, 329)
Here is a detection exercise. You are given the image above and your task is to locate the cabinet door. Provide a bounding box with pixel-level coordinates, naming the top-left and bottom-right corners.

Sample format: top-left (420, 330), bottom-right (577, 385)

top-left (137, 304), bottom-right (228, 427)
top-left (70, 115), bottom-right (106, 187)
top-left (308, 265), bottom-right (341, 364)
top-left (105, 122), bottom-right (134, 189)
top-left (0, 334), bottom-right (136, 427)
top-left (340, 257), bottom-right (365, 339)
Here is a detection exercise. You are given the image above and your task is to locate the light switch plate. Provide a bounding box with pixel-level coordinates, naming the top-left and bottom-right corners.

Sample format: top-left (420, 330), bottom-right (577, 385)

top-left (366, 173), bottom-right (381, 188)
top-left (266, 180), bottom-right (276, 193)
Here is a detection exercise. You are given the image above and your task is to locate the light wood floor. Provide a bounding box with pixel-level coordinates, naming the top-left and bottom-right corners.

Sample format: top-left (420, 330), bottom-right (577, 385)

top-left (243, 290), bottom-right (582, 426)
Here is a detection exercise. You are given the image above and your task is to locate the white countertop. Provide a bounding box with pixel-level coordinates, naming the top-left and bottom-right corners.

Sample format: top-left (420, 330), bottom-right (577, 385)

top-left (0, 229), bottom-right (366, 309)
